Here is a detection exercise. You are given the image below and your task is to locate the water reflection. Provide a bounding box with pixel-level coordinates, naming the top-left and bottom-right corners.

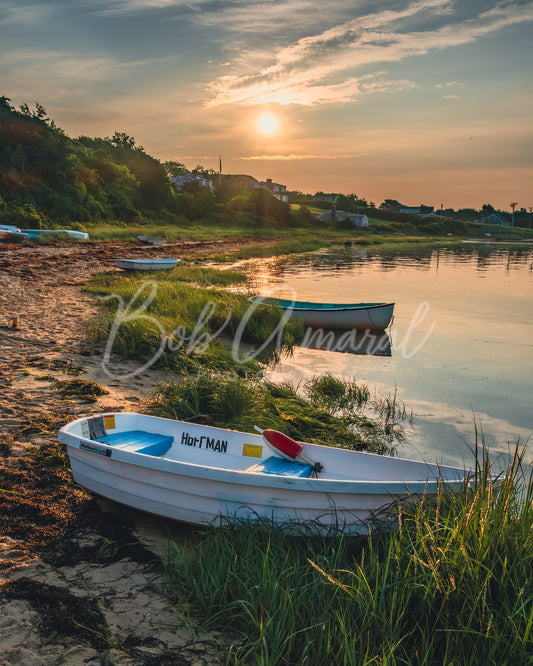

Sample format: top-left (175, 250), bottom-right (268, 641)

top-left (246, 244), bottom-right (532, 289)
top-left (241, 242), bottom-right (533, 465)
top-left (300, 327), bottom-right (392, 357)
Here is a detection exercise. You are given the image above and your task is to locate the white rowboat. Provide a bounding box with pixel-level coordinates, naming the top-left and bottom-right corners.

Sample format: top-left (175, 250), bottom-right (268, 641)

top-left (249, 297), bottom-right (394, 330)
top-left (21, 229), bottom-right (90, 240)
top-left (114, 258), bottom-right (180, 271)
top-left (59, 413), bottom-right (469, 534)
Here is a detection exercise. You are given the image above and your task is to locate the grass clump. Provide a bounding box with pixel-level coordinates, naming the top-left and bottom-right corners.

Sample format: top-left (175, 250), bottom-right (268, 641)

top-left (54, 379), bottom-right (109, 402)
top-left (164, 447), bottom-right (533, 665)
top-left (148, 372), bottom-right (396, 454)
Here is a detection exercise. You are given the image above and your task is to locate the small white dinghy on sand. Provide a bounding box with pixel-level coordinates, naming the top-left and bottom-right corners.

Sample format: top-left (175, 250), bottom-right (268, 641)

top-left (114, 258), bottom-right (179, 271)
top-left (59, 413), bottom-right (470, 534)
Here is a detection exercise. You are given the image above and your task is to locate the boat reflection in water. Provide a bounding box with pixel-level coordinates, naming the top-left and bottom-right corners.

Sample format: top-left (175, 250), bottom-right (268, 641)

top-left (299, 327), bottom-right (392, 357)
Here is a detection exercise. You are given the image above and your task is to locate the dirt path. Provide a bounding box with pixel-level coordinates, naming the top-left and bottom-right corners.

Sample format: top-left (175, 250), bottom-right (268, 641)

top-left (0, 238), bottom-right (259, 665)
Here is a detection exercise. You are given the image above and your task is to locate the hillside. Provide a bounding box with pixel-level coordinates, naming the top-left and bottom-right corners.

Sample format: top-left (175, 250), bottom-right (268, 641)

top-left (0, 97), bottom-right (176, 228)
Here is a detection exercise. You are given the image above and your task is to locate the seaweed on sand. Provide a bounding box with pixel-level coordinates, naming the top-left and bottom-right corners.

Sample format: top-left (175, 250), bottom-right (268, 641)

top-left (0, 578), bottom-right (111, 650)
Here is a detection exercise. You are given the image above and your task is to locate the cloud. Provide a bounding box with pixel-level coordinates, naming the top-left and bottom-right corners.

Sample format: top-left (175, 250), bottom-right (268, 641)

top-left (207, 0), bottom-right (533, 107)
top-left (240, 153), bottom-right (370, 160)
top-left (83, 0), bottom-right (206, 14)
top-left (0, 2), bottom-right (56, 26)
top-left (436, 81), bottom-right (466, 88)
top-left (208, 72), bottom-right (415, 106)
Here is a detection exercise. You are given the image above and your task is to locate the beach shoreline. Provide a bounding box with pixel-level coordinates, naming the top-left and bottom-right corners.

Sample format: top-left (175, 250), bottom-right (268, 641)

top-left (0, 237), bottom-right (266, 664)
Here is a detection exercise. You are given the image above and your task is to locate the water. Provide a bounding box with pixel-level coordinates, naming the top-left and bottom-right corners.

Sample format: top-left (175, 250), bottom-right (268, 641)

top-left (245, 243), bottom-right (533, 468)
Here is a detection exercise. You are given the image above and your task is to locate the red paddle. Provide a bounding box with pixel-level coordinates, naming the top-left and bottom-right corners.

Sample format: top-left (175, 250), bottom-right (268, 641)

top-left (254, 426), bottom-right (324, 472)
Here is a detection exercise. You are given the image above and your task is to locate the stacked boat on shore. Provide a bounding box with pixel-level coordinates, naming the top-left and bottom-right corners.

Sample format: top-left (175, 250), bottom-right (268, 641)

top-left (0, 224), bottom-right (89, 241)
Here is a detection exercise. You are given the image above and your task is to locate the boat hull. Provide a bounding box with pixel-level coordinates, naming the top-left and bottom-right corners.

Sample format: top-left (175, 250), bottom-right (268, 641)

top-left (114, 258), bottom-right (179, 271)
top-left (21, 229), bottom-right (90, 240)
top-left (59, 413), bottom-right (468, 535)
top-left (250, 297), bottom-right (394, 330)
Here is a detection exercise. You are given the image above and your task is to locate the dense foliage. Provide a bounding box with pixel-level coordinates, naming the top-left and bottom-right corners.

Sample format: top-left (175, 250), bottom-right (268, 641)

top-left (0, 97), bottom-right (176, 227)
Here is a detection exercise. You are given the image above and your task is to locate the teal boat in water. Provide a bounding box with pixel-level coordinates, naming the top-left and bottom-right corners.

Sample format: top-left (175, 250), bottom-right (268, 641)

top-left (249, 297), bottom-right (394, 330)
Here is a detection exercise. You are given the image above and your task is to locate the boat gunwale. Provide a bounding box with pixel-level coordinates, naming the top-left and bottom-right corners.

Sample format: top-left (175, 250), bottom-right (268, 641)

top-left (248, 296), bottom-right (395, 313)
top-left (114, 258), bottom-right (179, 264)
top-left (59, 414), bottom-right (469, 495)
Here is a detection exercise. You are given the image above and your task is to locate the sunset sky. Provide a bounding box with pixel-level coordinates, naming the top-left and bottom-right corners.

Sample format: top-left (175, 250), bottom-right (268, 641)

top-left (1, 0), bottom-right (532, 209)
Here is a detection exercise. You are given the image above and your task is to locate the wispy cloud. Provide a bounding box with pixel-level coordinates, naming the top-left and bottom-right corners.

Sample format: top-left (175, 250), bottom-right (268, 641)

top-left (209, 72), bottom-right (415, 106)
top-left (84, 0), bottom-right (205, 13)
top-left (240, 153), bottom-right (370, 160)
top-left (436, 81), bottom-right (466, 88)
top-left (0, 2), bottom-right (56, 26)
top-left (207, 0), bottom-right (533, 107)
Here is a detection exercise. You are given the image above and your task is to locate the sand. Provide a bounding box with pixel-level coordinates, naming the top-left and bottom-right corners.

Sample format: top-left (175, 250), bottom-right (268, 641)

top-left (0, 238), bottom-right (261, 665)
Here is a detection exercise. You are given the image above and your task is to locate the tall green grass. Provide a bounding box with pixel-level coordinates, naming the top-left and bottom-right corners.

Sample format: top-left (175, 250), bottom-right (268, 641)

top-left (148, 373), bottom-right (396, 454)
top-left (164, 446), bottom-right (533, 665)
top-left (86, 223), bottom-right (268, 242)
top-left (204, 238), bottom-right (326, 262)
top-left (86, 269), bottom-right (305, 374)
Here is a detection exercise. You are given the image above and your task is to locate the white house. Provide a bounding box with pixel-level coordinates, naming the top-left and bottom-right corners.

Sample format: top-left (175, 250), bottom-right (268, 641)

top-left (317, 210), bottom-right (369, 227)
top-left (479, 213), bottom-right (511, 226)
top-left (261, 178), bottom-right (288, 202)
top-left (399, 205), bottom-right (435, 215)
top-left (171, 173), bottom-right (214, 192)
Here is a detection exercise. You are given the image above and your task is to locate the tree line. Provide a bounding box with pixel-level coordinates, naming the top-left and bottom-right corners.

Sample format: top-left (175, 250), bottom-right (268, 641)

top-left (0, 98), bottom-right (297, 230)
top-left (1, 97), bottom-right (528, 232)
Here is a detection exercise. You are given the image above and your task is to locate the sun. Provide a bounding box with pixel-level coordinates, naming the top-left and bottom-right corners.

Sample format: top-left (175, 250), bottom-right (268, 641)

top-left (258, 113), bottom-right (278, 134)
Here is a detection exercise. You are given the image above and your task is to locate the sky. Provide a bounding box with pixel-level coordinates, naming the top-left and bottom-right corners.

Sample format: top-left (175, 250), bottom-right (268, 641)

top-left (1, 0), bottom-right (532, 210)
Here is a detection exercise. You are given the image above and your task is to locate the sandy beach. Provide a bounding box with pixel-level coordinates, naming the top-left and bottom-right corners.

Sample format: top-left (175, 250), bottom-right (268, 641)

top-left (0, 238), bottom-right (263, 665)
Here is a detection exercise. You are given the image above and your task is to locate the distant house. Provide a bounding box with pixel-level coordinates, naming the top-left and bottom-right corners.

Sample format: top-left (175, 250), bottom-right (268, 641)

top-left (261, 178), bottom-right (288, 202)
top-left (480, 213), bottom-right (511, 226)
top-left (221, 174), bottom-right (288, 202)
top-left (171, 173), bottom-right (214, 192)
top-left (316, 210), bottom-right (369, 227)
top-left (399, 205), bottom-right (435, 215)
top-left (314, 192), bottom-right (339, 203)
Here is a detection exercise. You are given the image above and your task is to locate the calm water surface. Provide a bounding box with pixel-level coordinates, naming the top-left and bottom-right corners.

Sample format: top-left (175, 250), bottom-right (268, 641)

top-left (245, 243), bottom-right (533, 467)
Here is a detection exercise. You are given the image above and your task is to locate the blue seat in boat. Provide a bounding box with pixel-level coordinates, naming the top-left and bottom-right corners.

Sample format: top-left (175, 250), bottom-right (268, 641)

top-left (247, 456), bottom-right (313, 478)
top-left (97, 430), bottom-right (172, 457)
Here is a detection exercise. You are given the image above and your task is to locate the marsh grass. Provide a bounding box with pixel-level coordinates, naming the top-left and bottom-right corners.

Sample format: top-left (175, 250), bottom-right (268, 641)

top-left (164, 446), bottom-right (533, 665)
top-left (86, 222), bottom-right (262, 242)
top-left (148, 373), bottom-right (389, 453)
top-left (305, 373), bottom-right (411, 448)
top-left (203, 238), bottom-right (325, 262)
top-left (86, 268), bottom-right (304, 374)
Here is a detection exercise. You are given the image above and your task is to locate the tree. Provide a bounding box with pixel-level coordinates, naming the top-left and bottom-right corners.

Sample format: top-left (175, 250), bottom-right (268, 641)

top-left (0, 96), bottom-right (13, 111)
top-left (193, 164), bottom-right (218, 179)
top-left (380, 199), bottom-right (404, 210)
top-left (163, 161), bottom-right (188, 178)
top-left (287, 190), bottom-right (311, 203)
top-left (18, 101), bottom-right (49, 122)
top-left (481, 203), bottom-right (495, 217)
top-left (106, 131), bottom-right (138, 149)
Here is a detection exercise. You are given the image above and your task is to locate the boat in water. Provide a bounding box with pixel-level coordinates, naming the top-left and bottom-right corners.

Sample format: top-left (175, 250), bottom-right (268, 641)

top-left (249, 296), bottom-right (395, 330)
top-left (59, 412), bottom-right (469, 535)
top-left (114, 258), bottom-right (180, 271)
